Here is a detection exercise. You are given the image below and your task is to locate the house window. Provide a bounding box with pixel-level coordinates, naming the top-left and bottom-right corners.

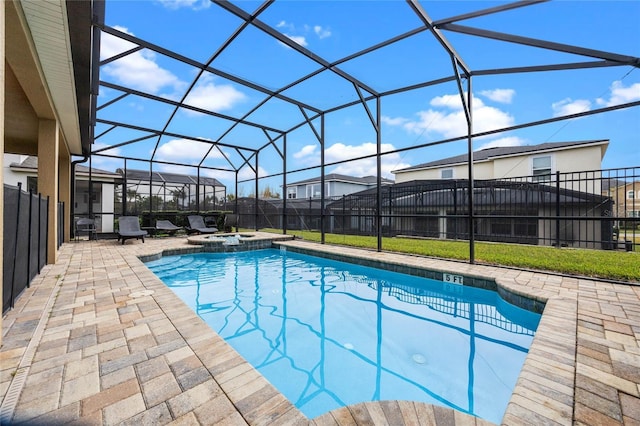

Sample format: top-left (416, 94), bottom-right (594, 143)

top-left (628, 211), bottom-right (640, 218)
top-left (306, 184), bottom-right (321, 198)
top-left (532, 156), bottom-right (552, 182)
top-left (287, 187), bottom-right (297, 199)
top-left (628, 190), bottom-right (635, 199)
top-left (441, 169), bottom-right (453, 179)
top-left (27, 176), bottom-right (38, 193)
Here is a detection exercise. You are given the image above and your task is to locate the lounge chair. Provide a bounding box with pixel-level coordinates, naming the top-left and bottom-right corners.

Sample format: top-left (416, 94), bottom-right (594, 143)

top-left (187, 215), bottom-right (218, 234)
top-left (117, 216), bottom-right (148, 244)
top-left (224, 213), bottom-right (238, 232)
top-left (155, 219), bottom-right (182, 236)
top-left (75, 217), bottom-right (96, 241)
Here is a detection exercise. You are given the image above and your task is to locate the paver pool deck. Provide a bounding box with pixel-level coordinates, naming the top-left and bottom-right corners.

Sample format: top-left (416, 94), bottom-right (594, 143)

top-left (1, 234), bottom-right (639, 425)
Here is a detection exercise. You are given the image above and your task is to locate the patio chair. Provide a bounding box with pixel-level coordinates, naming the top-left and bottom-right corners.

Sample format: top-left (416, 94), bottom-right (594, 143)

top-left (187, 215), bottom-right (218, 234)
top-left (155, 219), bottom-right (183, 236)
top-left (117, 216), bottom-right (148, 244)
top-left (224, 213), bottom-right (238, 232)
top-left (75, 217), bottom-right (96, 241)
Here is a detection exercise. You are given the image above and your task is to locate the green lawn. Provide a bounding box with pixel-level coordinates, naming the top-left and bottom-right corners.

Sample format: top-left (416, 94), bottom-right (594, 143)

top-left (260, 229), bottom-right (640, 282)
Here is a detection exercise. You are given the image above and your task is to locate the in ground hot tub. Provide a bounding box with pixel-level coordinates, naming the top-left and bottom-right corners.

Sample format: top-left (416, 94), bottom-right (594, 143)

top-left (187, 231), bottom-right (293, 252)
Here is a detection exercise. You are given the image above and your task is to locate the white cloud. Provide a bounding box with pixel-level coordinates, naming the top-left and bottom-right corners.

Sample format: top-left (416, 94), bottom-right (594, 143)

top-left (552, 98), bottom-right (591, 117)
top-left (155, 138), bottom-right (224, 162)
top-left (238, 165), bottom-right (268, 181)
top-left (155, 163), bottom-right (198, 175)
top-left (276, 20), bottom-right (294, 31)
top-left (294, 141), bottom-right (407, 179)
top-left (429, 93), bottom-right (465, 109)
top-left (476, 136), bottom-right (526, 151)
top-left (314, 25), bottom-right (332, 39)
top-left (276, 21), bottom-right (330, 49)
top-left (156, 0), bottom-right (210, 10)
top-left (91, 142), bottom-right (122, 157)
top-left (293, 144), bottom-right (318, 159)
top-left (89, 142), bottom-right (123, 172)
top-left (101, 26), bottom-right (181, 94)
top-left (183, 74), bottom-right (246, 113)
top-left (381, 116), bottom-right (409, 126)
top-left (596, 80), bottom-right (640, 107)
top-left (479, 89), bottom-right (515, 104)
top-left (397, 93), bottom-right (514, 139)
top-left (285, 35), bottom-right (308, 47)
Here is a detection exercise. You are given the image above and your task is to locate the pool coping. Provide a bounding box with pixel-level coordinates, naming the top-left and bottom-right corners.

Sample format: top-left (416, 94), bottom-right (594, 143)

top-left (136, 236), bottom-right (578, 424)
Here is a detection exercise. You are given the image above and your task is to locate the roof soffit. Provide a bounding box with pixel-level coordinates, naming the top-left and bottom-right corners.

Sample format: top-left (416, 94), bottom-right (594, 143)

top-left (14, 0), bottom-right (83, 155)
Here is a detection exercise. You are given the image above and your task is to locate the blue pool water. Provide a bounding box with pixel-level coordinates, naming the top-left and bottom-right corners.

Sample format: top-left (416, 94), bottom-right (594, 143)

top-left (146, 249), bottom-right (540, 423)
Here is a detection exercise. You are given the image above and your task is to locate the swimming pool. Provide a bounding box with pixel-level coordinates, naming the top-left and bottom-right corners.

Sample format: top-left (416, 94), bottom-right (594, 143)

top-left (146, 249), bottom-right (541, 423)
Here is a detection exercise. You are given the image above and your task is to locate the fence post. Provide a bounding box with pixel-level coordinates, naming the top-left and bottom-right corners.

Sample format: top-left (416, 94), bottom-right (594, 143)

top-left (27, 188), bottom-right (33, 287)
top-left (342, 195), bottom-right (345, 235)
top-left (10, 183), bottom-right (23, 308)
top-left (43, 195), bottom-right (49, 269)
top-left (555, 171), bottom-right (561, 248)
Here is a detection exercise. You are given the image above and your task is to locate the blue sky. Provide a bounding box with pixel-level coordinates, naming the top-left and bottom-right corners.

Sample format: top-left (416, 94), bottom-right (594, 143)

top-left (93, 0), bottom-right (640, 196)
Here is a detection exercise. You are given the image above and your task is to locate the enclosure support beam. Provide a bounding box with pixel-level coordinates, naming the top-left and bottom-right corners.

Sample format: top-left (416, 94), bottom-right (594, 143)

top-left (283, 133), bottom-right (287, 235)
top-left (123, 159), bottom-right (128, 216)
top-left (255, 153), bottom-right (259, 231)
top-left (235, 171), bottom-right (239, 229)
top-left (149, 161), bottom-right (153, 222)
top-left (197, 167), bottom-right (201, 213)
top-left (376, 96), bottom-right (382, 252)
top-left (88, 156), bottom-right (93, 219)
top-left (321, 114), bottom-right (326, 245)
top-left (466, 78), bottom-right (475, 263)
top-left (440, 23), bottom-right (640, 67)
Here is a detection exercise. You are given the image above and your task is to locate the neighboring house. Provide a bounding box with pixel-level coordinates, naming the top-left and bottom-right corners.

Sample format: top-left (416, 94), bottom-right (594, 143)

top-left (4, 155), bottom-right (119, 233)
top-left (604, 180), bottom-right (640, 221)
top-left (284, 173), bottom-right (394, 199)
top-left (392, 140), bottom-right (609, 193)
top-left (330, 141), bottom-right (614, 248)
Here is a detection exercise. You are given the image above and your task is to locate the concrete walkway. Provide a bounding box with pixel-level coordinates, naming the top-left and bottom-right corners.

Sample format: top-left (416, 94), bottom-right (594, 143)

top-left (0, 235), bottom-right (638, 425)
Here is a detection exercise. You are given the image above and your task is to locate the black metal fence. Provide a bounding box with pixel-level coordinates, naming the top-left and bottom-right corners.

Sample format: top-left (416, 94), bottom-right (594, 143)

top-left (233, 166), bottom-right (639, 251)
top-left (58, 201), bottom-right (65, 248)
top-left (3, 184), bottom-right (49, 313)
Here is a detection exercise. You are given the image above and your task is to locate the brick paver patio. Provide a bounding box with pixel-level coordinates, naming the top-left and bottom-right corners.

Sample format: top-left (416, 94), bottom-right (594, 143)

top-left (1, 235), bottom-right (638, 425)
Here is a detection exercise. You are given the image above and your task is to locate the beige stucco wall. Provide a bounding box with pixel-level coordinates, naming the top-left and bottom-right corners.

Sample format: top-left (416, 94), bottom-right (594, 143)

top-left (1, 0), bottom-right (5, 343)
top-left (395, 145), bottom-right (605, 193)
top-left (395, 162), bottom-right (494, 183)
top-left (38, 120), bottom-right (60, 264)
top-left (2, 154), bottom-right (29, 187)
top-left (608, 182), bottom-right (640, 219)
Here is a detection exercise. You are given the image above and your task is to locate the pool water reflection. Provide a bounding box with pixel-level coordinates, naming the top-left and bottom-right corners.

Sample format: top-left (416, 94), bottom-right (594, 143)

top-left (146, 249), bottom-right (540, 423)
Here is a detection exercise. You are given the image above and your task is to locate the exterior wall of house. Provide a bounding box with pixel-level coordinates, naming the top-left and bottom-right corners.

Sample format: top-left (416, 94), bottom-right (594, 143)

top-left (287, 180), bottom-right (379, 199)
top-left (102, 184), bottom-right (115, 233)
top-left (4, 157), bottom-right (118, 233)
top-left (75, 179), bottom-right (115, 232)
top-left (3, 154), bottom-right (29, 187)
top-left (493, 145), bottom-right (603, 193)
top-left (607, 182), bottom-right (640, 221)
top-left (394, 145), bottom-right (604, 194)
top-left (394, 162), bottom-right (494, 183)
